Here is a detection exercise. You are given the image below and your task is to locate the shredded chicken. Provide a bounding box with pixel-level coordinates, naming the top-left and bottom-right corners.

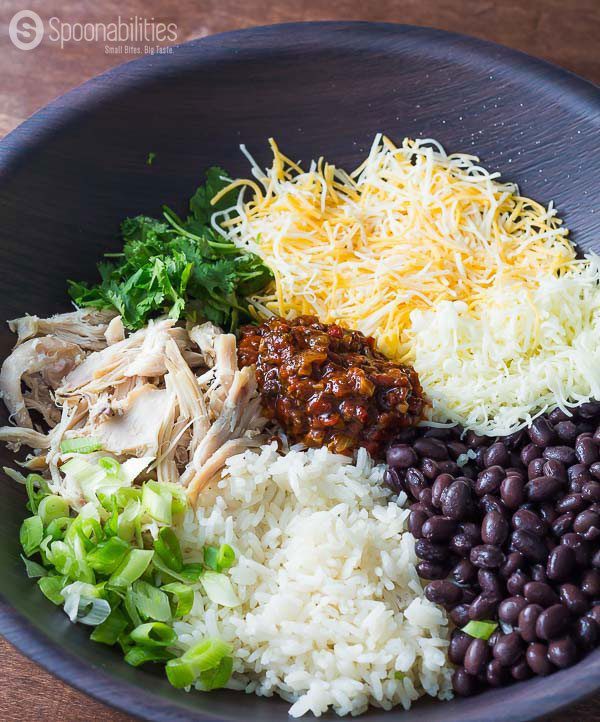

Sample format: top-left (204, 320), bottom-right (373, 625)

top-left (0, 312), bottom-right (267, 507)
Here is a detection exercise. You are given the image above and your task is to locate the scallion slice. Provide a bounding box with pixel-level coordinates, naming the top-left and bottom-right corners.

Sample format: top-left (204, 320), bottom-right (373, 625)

top-left (87, 537), bottom-right (131, 575)
top-left (162, 582), bottom-right (195, 618)
top-left (216, 544), bottom-right (235, 571)
top-left (154, 527), bottom-right (183, 572)
top-left (197, 655), bottom-right (233, 691)
top-left (165, 638), bottom-right (232, 689)
top-left (98, 457), bottom-right (121, 475)
top-left (20, 515), bottom-right (43, 556)
top-left (60, 437), bottom-right (103, 454)
top-left (142, 482), bottom-right (172, 525)
top-left (462, 620), bottom-right (498, 640)
top-left (203, 546), bottom-right (219, 571)
top-left (20, 554), bottom-right (48, 579)
top-left (200, 571), bottom-right (240, 608)
top-left (130, 622), bottom-right (177, 647)
top-left (78, 597), bottom-right (112, 626)
top-left (38, 575), bottom-right (66, 605)
top-left (124, 645), bottom-right (174, 667)
top-left (130, 580), bottom-right (172, 623)
top-left (37, 495), bottom-right (70, 526)
top-left (108, 549), bottom-right (154, 590)
top-left (90, 607), bottom-right (129, 645)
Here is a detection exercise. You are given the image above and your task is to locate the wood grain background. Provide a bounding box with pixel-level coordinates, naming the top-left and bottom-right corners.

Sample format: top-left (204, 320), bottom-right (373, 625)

top-left (0, 1), bottom-right (599, 720)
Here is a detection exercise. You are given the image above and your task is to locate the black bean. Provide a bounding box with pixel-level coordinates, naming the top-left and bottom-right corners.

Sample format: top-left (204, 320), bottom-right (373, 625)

top-left (556, 493), bottom-right (586, 514)
top-left (447, 440), bottom-right (468, 460)
top-left (475, 466), bottom-right (505, 496)
top-left (594, 549), bottom-right (600, 569)
top-left (573, 510), bottom-right (600, 540)
top-left (575, 435), bottom-right (599, 465)
top-left (431, 473), bottom-right (453, 508)
top-left (421, 515), bottom-right (457, 542)
top-left (511, 659), bottom-right (533, 681)
top-left (518, 604), bottom-right (543, 643)
top-left (578, 401), bottom-right (600, 418)
top-left (507, 570), bottom-right (530, 596)
top-left (592, 463), bottom-right (600, 481)
top-left (555, 421), bottom-right (578, 443)
top-left (538, 502), bottom-right (558, 525)
top-left (423, 427), bottom-right (457, 440)
top-left (542, 458), bottom-right (567, 483)
top-left (524, 581), bottom-right (559, 608)
top-left (511, 530), bottom-right (548, 563)
top-left (414, 539), bottom-right (449, 563)
top-left (525, 476), bottom-right (563, 502)
top-left (547, 637), bottom-right (578, 668)
top-left (583, 481), bottom-right (600, 501)
top-left (481, 511), bottom-right (509, 546)
top-left (449, 630), bottom-right (472, 664)
top-left (470, 545), bottom-right (505, 569)
top-left (520, 443), bottom-right (542, 466)
top-left (573, 616), bottom-right (599, 650)
top-left (383, 467), bottom-right (404, 492)
top-left (449, 533), bottom-right (474, 558)
top-left (561, 533), bottom-right (591, 566)
top-left (480, 494), bottom-right (508, 517)
top-left (387, 444), bottom-right (417, 468)
top-left (442, 480), bottom-right (472, 519)
top-left (408, 510), bottom-right (427, 538)
top-left (543, 445), bottom-right (577, 465)
top-left (418, 488), bottom-right (436, 513)
top-left (416, 561), bottom-right (448, 580)
top-left (478, 569), bottom-right (504, 598)
top-left (459, 521), bottom-right (481, 543)
top-left (425, 580), bottom-right (462, 607)
top-left (493, 632), bottom-right (523, 666)
top-left (452, 667), bottom-right (478, 696)
top-left (535, 604), bottom-right (570, 640)
top-left (552, 512), bottom-right (574, 536)
top-left (464, 638), bottom-right (491, 676)
top-left (450, 603), bottom-right (471, 627)
top-left (500, 475), bottom-right (526, 510)
top-left (500, 551), bottom-right (526, 578)
top-left (546, 545), bottom-right (576, 583)
top-left (405, 467), bottom-right (426, 499)
top-left (528, 417), bottom-right (555, 447)
top-left (528, 458), bottom-right (546, 480)
top-left (414, 437), bottom-right (449, 460)
top-left (486, 659), bottom-right (507, 687)
top-left (526, 642), bottom-right (554, 675)
top-left (437, 459), bottom-right (460, 476)
top-left (420, 457), bottom-right (440, 480)
top-left (452, 559), bottom-right (477, 585)
top-left (582, 569), bottom-right (600, 597)
top-left (465, 430), bottom-right (487, 448)
top-left (559, 584), bottom-right (589, 615)
top-left (586, 606), bottom-right (600, 626)
top-left (512, 508), bottom-right (547, 537)
top-left (484, 443), bottom-right (511, 468)
top-left (461, 587), bottom-right (477, 605)
top-left (469, 593), bottom-right (500, 620)
top-left (498, 595), bottom-right (528, 626)
top-left (568, 463), bottom-right (592, 489)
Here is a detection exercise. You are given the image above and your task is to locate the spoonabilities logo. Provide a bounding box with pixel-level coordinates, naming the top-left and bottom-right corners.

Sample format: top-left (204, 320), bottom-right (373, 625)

top-left (9, 10), bottom-right (44, 50)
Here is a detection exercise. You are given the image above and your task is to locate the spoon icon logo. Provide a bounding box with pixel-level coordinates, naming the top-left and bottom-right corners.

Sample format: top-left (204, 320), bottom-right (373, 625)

top-left (9, 10), bottom-right (44, 50)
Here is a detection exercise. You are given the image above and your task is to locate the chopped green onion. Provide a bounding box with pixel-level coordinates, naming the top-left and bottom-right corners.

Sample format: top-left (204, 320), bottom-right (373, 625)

top-left (197, 655), bottom-right (233, 691)
top-left (38, 575), bottom-right (66, 604)
top-left (125, 588), bottom-right (143, 627)
top-left (46, 516), bottom-right (72, 541)
top-left (216, 544), bottom-right (235, 571)
top-left (20, 554), bottom-right (48, 578)
top-left (77, 597), bottom-right (112, 626)
top-left (462, 620), bottom-right (498, 640)
top-left (25, 473), bottom-right (47, 513)
top-left (124, 645), bottom-right (174, 667)
top-left (98, 457), bottom-right (121, 475)
top-left (108, 549), bottom-right (154, 590)
top-left (152, 555), bottom-right (203, 584)
top-left (37, 495), bottom-right (70, 526)
top-left (90, 607), bottom-right (129, 645)
top-left (129, 580), bottom-right (172, 623)
top-left (203, 546), bottom-right (219, 571)
top-left (200, 571), bottom-right (240, 608)
top-left (87, 537), bottom-right (131, 575)
top-left (20, 515), bottom-right (43, 556)
top-left (117, 500), bottom-right (142, 542)
top-left (154, 527), bottom-right (183, 572)
top-left (142, 482), bottom-right (172, 525)
top-left (166, 638), bottom-right (232, 689)
top-left (60, 437), bottom-right (103, 454)
top-left (162, 582), bottom-right (195, 618)
top-left (130, 622), bottom-right (177, 647)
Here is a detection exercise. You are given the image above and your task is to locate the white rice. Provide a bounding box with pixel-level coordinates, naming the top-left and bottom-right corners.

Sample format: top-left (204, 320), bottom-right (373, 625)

top-left (174, 443), bottom-right (453, 717)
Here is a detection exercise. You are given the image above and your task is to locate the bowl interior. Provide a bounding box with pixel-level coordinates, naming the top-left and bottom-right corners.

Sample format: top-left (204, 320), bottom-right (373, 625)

top-left (0, 22), bottom-right (599, 722)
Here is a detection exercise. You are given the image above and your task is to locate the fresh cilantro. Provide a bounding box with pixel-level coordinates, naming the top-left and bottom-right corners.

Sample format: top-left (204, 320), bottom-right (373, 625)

top-left (146, 152), bottom-right (156, 166)
top-left (68, 167), bottom-right (272, 331)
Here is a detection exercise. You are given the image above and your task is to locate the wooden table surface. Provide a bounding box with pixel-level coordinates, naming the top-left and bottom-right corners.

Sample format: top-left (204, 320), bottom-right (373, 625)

top-left (1, 1), bottom-right (599, 720)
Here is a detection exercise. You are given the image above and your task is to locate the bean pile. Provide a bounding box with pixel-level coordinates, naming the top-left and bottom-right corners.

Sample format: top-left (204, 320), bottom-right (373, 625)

top-left (385, 402), bottom-right (600, 696)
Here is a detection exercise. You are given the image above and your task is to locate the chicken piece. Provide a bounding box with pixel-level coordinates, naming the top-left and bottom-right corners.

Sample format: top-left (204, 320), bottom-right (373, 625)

top-left (0, 426), bottom-right (51, 450)
top-left (80, 384), bottom-right (175, 457)
top-left (188, 322), bottom-right (223, 368)
top-left (183, 365), bottom-right (266, 504)
top-left (23, 375), bottom-right (61, 426)
top-left (104, 316), bottom-right (125, 345)
top-left (0, 336), bottom-right (83, 427)
top-left (8, 309), bottom-right (116, 350)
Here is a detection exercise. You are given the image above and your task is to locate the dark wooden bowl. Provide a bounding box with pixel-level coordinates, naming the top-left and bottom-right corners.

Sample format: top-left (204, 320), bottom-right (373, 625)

top-left (0, 22), bottom-right (598, 722)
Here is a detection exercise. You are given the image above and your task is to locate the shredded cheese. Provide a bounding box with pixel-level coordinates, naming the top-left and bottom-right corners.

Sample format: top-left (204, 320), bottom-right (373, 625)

top-left (214, 136), bottom-right (575, 362)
